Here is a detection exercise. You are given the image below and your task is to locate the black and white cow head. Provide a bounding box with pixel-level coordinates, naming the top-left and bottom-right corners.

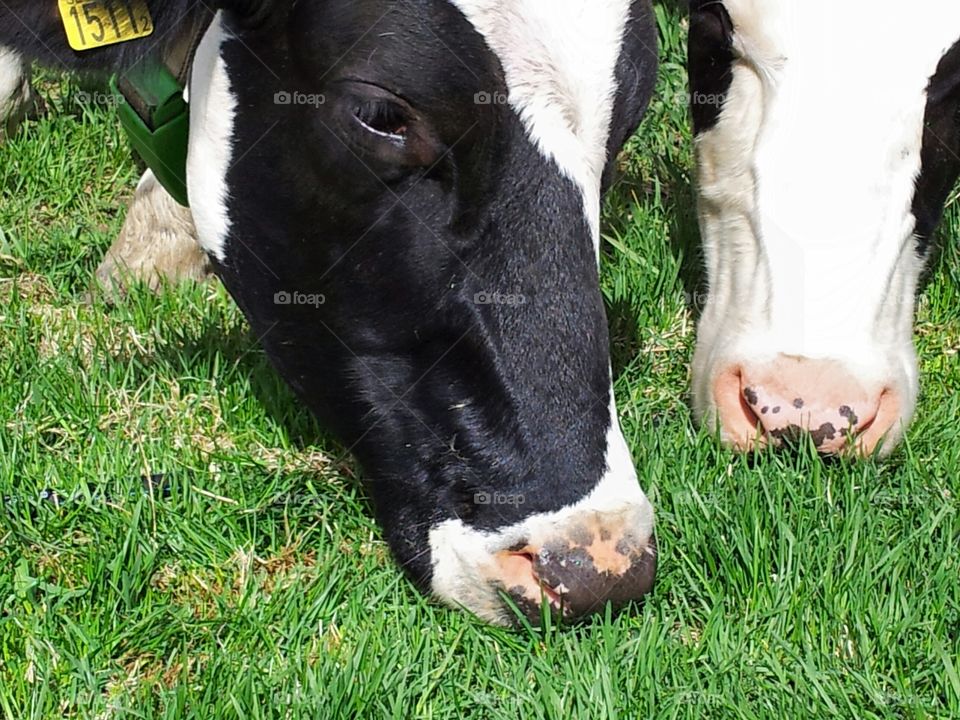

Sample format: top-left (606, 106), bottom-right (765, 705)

top-left (0, 0), bottom-right (659, 624)
top-left (688, 0), bottom-right (960, 456)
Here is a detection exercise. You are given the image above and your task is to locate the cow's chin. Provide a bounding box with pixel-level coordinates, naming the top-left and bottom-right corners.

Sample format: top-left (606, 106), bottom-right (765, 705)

top-left (426, 471), bottom-right (657, 626)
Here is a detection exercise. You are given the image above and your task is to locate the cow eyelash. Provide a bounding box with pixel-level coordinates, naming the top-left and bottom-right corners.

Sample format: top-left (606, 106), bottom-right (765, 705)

top-left (353, 100), bottom-right (409, 141)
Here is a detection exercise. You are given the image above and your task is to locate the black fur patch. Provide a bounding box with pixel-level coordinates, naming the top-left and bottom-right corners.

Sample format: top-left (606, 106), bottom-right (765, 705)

top-left (913, 38), bottom-right (960, 256)
top-left (687, 0), bottom-right (735, 134)
top-left (602, 0), bottom-right (658, 191)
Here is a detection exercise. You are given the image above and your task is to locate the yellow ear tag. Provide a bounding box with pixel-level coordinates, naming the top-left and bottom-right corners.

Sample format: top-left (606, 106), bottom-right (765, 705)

top-left (58, 0), bottom-right (154, 51)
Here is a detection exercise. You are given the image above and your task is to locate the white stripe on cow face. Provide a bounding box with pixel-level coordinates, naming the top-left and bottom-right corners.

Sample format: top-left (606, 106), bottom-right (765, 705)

top-left (448, 0), bottom-right (632, 250)
top-left (424, 2), bottom-right (654, 622)
top-left (187, 13), bottom-right (236, 263)
top-left (692, 0), bottom-right (960, 454)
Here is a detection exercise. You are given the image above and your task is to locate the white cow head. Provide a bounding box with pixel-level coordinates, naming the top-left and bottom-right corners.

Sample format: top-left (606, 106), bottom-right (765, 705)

top-left (688, 0), bottom-right (960, 456)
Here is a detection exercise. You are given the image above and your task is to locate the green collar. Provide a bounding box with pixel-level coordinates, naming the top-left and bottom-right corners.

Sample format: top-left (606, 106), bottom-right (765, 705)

top-left (110, 13), bottom-right (212, 207)
top-left (111, 63), bottom-right (189, 207)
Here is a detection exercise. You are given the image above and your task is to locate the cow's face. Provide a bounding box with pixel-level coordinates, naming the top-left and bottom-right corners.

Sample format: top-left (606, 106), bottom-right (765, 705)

top-left (688, 0), bottom-right (960, 456)
top-left (182, 0), bottom-right (661, 624)
top-left (169, 0), bottom-right (659, 623)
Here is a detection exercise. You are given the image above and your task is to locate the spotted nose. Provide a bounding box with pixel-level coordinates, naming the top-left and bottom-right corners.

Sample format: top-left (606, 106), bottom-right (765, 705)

top-left (714, 356), bottom-right (899, 455)
top-left (492, 516), bottom-right (657, 622)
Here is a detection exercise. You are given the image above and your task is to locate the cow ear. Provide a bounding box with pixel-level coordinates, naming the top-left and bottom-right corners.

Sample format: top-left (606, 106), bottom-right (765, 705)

top-left (0, 1), bottom-right (267, 73)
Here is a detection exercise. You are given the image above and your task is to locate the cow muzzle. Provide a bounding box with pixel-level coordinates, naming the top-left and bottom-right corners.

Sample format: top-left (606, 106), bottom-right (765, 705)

top-left (712, 355), bottom-right (906, 456)
top-left (430, 497), bottom-right (657, 625)
top-left (493, 523), bottom-right (657, 622)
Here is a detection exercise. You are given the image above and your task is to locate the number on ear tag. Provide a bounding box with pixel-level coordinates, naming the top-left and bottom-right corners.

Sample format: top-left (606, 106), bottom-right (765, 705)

top-left (58, 0), bottom-right (154, 51)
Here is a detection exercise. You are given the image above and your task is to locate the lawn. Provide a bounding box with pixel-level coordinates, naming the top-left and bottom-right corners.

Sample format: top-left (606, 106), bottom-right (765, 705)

top-left (1, 3), bottom-right (958, 718)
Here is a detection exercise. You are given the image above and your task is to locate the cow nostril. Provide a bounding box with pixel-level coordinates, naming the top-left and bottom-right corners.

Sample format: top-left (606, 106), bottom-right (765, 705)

top-left (498, 550), bottom-right (565, 617)
top-left (712, 367), bottom-right (765, 450)
top-left (854, 388), bottom-right (901, 456)
top-left (512, 550), bottom-right (536, 564)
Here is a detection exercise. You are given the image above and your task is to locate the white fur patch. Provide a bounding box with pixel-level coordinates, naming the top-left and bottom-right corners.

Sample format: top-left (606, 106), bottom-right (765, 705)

top-left (186, 13), bottom-right (236, 262)
top-left (448, 0), bottom-right (632, 249)
top-left (692, 0), bottom-right (960, 448)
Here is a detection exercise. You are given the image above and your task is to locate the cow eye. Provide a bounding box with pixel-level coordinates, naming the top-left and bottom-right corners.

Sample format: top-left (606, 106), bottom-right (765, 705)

top-left (353, 100), bottom-right (409, 141)
top-left (336, 80), bottom-right (443, 170)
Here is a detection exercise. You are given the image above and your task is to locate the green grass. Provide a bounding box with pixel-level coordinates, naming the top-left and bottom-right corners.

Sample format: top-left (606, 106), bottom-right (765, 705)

top-left (1, 4), bottom-right (959, 718)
